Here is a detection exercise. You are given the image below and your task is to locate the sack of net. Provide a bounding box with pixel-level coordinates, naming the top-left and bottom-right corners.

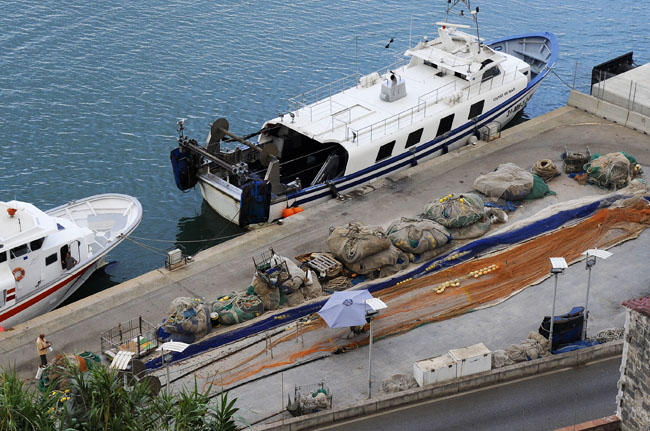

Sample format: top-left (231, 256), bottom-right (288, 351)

top-left (584, 151), bottom-right (638, 189)
top-left (473, 163), bottom-right (534, 200)
top-left (164, 297), bottom-right (211, 336)
top-left (386, 217), bottom-right (451, 261)
top-left (327, 222), bottom-right (409, 276)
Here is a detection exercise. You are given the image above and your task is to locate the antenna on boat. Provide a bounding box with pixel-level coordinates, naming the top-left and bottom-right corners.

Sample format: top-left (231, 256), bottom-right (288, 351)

top-left (409, 13), bottom-right (412, 48)
top-left (177, 118), bottom-right (186, 138)
top-left (448, 0), bottom-right (482, 53)
top-left (355, 36), bottom-right (359, 86)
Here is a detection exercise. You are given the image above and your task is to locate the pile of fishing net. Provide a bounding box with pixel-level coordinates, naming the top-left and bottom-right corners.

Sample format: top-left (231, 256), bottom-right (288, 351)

top-left (212, 294), bottom-right (265, 325)
top-left (163, 297), bottom-right (211, 339)
top-left (381, 374), bottom-right (419, 393)
top-left (45, 352), bottom-right (101, 389)
top-left (474, 162), bottom-right (555, 201)
top-left (424, 193), bottom-right (492, 239)
top-left (327, 222), bottom-right (409, 277)
top-left (251, 253), bottom-right (322, 310)
top-left (584, 151), bottom-right (642, 189)
top-left (474, 163), bottom-right (534, 200)
top-left (300, 391), bottom-right (330, 412)
top-left (386, 217), bottom-right (450, 262)
top-left (491, 331), bottom-right (550, 368)
top-left (531, 159), bottom-right (560, 183)
top-left (595, 328), bottom-right (625, 343)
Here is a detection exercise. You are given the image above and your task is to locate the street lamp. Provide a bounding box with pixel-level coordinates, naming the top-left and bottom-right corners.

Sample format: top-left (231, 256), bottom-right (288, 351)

top-left (365, 297), bottom-right (387, 399)
top-left (581, 249), bottom-right (613, 340)
top-left (157, 341), bottom-right (189, 395)
top-left (548, 257), bottom-right (568, 351)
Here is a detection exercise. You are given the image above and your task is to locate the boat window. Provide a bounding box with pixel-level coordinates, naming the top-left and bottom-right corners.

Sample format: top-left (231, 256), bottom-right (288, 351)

top-left (436, 114), bottom-right (455, 137)
top-left (0, 251), bottom-right (6, 263)
top-left (406, 128), bottom-right (424, 149)
top-left (10, 244), bottom-right (30, 259)
top-left (424, 60), bottom-right (438, 69)
top-left (376, 141), bottom-right (396, 162)
top-left (468, 100), bottom-right (485, 120)
top-left (45, 253), bottom-right (58, 266)
top-left (481, 66), bottom-right (500, 82)
top-left (60, 245), bottom-right (69, 270)
top-left (30, 237), bottom-right (45, 251)
top-left (454, 71), bottom-right (466, 80)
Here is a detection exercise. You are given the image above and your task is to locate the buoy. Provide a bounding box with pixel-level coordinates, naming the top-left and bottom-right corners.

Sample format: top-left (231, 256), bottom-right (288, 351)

top-left (0, 326), bottom-right (4, 332)
top-left (282, 207), bottom-right (295, 218)
top-left (293, 206), bottom-right (303, 213)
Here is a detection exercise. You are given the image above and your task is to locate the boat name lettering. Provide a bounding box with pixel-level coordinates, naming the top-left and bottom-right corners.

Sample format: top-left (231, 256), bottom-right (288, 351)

top-left (492, 87), bottom-right (516, 102)
top-left (507, 93), bottom-right (533, 116)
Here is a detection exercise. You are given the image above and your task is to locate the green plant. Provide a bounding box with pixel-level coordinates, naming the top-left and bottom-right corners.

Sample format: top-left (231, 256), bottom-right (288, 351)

top-left (1, 360), bottom-right (246, 431)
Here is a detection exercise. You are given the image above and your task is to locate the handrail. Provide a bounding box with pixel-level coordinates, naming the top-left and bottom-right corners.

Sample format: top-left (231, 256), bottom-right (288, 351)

top-left (287, 57), bottom-right (410, 117)
top-left (349, 67), bottom-right (524, 145)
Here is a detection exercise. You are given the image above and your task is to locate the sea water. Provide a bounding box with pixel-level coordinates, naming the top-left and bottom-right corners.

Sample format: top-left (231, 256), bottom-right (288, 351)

top-left (0, 0), bottom-right (648, 302)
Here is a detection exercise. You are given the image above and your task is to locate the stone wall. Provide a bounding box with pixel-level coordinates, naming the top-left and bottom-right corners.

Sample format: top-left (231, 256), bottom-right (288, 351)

top-left (617, 308), bottom-right (650, 430)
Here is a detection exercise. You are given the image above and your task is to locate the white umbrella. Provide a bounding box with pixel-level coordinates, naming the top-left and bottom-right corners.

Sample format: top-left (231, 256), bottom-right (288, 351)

top-left (318, 289), bottom-right (387, 399)
top-left (317, 290), bottom-right (373, 328)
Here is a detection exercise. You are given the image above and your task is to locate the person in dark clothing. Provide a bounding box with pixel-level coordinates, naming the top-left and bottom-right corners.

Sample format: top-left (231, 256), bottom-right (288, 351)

top-left (64, 251), bottom-right (77, 270)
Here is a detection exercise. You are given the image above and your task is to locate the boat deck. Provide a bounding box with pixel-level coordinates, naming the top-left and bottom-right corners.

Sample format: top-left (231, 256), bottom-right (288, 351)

top-left (285, 51), bottom-right (526, 146)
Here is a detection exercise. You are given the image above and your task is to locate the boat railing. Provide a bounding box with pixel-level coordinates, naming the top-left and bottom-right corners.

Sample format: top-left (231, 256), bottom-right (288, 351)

top-left (348, 66), bottom-right (523, 145)
top-left (288, 58), bottom-right (410, 122)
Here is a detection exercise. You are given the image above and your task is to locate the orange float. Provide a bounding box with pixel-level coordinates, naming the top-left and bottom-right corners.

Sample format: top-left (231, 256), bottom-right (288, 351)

top-left (12, 267), bottom-right (25, 281)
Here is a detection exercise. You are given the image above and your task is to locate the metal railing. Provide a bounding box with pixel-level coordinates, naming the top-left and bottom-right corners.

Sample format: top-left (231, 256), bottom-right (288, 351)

top-left (100, 316), bottom-right (158, 358)
top-left (287, 58), bottom-right (410, 122)
top-left (349, 66), bottom-right (524, 145)
top-left (591, 69), bottom-right (648, 115)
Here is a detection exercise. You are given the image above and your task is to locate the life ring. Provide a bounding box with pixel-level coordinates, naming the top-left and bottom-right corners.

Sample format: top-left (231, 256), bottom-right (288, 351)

top-left (13, 267), bottom-right (25, 281)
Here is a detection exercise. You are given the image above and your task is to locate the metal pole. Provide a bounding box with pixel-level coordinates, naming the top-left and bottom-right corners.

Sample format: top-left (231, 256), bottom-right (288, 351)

top-left (164, 349), bottom-right (170, 396)
top-left (368, 318), bottom-right (373, 399)
top-left (355, 36), bottom-right (359, 87)
top-left (549, 274), bottom-right (558, 351)
top-left (583, 260), bottom-right (593, 340)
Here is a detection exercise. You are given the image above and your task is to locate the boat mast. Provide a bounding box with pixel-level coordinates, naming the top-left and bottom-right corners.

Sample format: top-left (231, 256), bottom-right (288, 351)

top-left (445, 0), bottom-right (481, 52)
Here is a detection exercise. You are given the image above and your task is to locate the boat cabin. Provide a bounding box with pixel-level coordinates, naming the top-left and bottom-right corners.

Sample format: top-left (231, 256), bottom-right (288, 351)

top-left (0, 202), bottom-right (90, 313)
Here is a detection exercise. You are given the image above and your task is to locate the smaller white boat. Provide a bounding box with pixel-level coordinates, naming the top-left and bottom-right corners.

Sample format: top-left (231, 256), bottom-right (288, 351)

top-left (0, 194), bottom-right (142, 328)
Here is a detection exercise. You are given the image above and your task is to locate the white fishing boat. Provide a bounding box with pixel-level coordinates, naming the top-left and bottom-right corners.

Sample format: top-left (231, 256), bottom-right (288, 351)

top-left (171, 1), bottom-right (558, 227)
top-left (0, 194), bottom-right (142, 328)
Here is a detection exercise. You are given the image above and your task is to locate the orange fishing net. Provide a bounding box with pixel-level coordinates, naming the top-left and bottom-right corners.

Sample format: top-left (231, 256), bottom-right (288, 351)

top-left (202, 200), bottom-right (650, 390)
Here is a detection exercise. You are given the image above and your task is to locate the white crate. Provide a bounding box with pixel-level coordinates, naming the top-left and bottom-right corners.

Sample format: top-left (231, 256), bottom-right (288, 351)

top-left (413, 353), bottom-right (457, 387)
top-left (448, 343), bottom-right (492, 378)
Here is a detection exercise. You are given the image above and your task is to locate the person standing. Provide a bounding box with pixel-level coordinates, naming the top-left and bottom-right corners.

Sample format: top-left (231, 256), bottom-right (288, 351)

top-left (37, 333), bottom-right (52, 367)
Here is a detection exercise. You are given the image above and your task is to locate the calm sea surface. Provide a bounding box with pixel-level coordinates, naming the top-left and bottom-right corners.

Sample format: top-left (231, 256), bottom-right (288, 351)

top-left (1, 1), bottom-right (648, 303)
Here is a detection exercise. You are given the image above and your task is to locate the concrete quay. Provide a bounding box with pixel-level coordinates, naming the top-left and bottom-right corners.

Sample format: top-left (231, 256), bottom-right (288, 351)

top-left (1, 97), bottom-right (650, 426)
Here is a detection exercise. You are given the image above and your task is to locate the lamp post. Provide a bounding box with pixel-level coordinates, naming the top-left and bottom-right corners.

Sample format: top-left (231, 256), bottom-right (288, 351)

top-left (549, 257), bottom-right (568, 351)
top-left (581, 249), bottom-right (613, 340)
top-left (365, 298), bottom-right (387, 399)
top-left (157, 342), bottom-right (189, 395)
